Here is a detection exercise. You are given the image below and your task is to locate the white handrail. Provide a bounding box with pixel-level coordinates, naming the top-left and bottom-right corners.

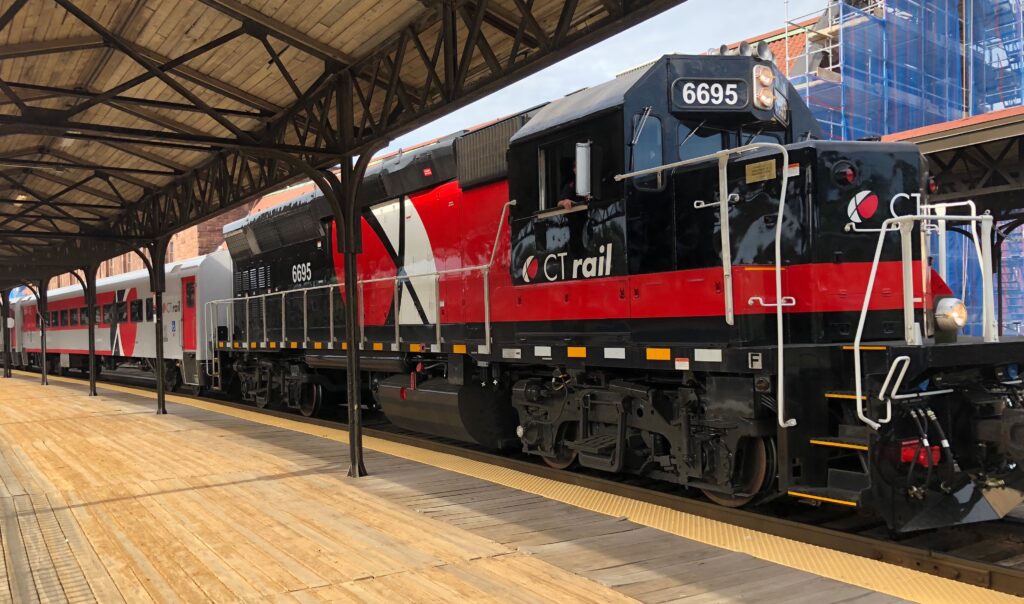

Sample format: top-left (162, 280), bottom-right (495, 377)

top-left (616, 142), bottom-right (795, 428)
top-left (852, 213), bottom-right (996, 430)
top-left (204, 200), bottom-right (516, 357)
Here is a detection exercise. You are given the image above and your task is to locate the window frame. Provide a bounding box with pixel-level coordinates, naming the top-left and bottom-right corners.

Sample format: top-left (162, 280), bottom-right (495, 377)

top-left (130, 299), bottom-right (143, 323)
top-left (630, 112), bottom-right (664, 192)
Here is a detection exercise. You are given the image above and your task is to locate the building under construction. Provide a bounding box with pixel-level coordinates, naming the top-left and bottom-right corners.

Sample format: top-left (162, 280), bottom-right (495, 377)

top-left (780, 0), bottom-right (1023, 334)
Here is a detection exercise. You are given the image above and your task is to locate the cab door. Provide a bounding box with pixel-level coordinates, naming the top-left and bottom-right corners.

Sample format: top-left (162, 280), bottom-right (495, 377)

top-left (181, 276), bottom-right (197, 352)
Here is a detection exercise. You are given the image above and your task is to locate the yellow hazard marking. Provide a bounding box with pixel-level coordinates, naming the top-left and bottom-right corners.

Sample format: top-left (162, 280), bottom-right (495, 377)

top-left (788, 490), bottom-right (859, 507)
top-left (314, 342), bottom-right (323, 350)
top-left (842, 345), bottom-right (888, 351)
top-left (567, 346), bottom-right (586, 359)
top-left (809, 439), bottom-right (869, 452)
top-left (372, 342), bottom-right (384, 351)
top-left (646, 347), bottom-right (671, 361)
top-left (824, 393), bottom-right (867, 401)
top-left (409, 343), bottom-right (423, 353)
top-left (453, 344), bottom-right (467, 354)
top-left (341, 342), bottom-right (348, 350)
top-left (269, 342), bottom-right (277, 349)
top-left (290, 342), bottom-right (298, 349)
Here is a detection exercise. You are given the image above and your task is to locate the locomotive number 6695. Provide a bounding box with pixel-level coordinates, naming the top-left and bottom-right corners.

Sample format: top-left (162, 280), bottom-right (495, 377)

top-left (291, 262), bottom-right (312, 283)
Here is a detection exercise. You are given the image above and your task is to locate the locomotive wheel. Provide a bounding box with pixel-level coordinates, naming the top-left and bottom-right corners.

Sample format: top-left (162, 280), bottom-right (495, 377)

top-left (701, 437), bottom-right (771, 508)
top-left (543, 423), bottom-right (578, 470)
top-left (298, 383), bottom-right (322, 418)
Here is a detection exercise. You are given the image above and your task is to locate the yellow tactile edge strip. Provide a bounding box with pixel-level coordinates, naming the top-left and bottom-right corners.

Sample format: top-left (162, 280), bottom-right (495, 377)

top-left (18, 372), bottom-right (1017, 604)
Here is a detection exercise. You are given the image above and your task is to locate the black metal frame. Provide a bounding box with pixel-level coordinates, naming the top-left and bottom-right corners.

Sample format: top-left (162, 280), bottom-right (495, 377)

top-left (0, 0), bottom-right (683, 475)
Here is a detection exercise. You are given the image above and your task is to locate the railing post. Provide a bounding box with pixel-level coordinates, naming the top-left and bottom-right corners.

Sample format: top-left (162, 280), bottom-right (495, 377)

top-left (302, 290), bottom-right (308, 344)
top-left (936, 205), bottom-right (948, 281)
top-left (280, 292), bottom-right (286, 343)
top-left (483, 267), bottom-right (491, 354)
top-left (244, 296), bottom-right (250, 346)
top-left (717, 154), bottom-right (735, 326)
top-left (262, 296), bottom-right (267, 344)
top-left (981, 216), bottom-right (999, 343)
top-left (435, 274), bottom-right (442, 349)
top-left (329, 286), bottom-right (335, 343)
top-left (358, 282), bottom-right (365, 347)
top-left (899, 220), bottom-right (921, 345)
top-left (393, 279), bottom-right (400, 347)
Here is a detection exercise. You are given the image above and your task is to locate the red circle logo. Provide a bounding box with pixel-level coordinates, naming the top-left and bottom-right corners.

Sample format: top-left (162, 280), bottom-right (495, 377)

top-left (522, 255), bottom-right (539, 283)
top-left (847, 191), bottom-right (878, 223)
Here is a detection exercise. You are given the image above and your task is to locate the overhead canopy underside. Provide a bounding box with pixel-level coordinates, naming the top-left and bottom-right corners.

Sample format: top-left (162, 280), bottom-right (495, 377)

top-left (0, 0), bottom-right (684, 290)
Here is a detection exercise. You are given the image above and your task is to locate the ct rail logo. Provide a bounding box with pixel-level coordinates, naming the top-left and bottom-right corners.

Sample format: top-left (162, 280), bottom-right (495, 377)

top-left (521, 244), bottom-right (614, 283)
top-left (847, 190), bottom-right (879, 223)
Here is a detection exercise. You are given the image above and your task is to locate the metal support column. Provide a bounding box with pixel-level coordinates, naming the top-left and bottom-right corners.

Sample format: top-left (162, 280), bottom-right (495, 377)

top-left (240, 118), bottom-right (381, 477)
top-left (0, 289), bottom-right (11, 379)
top-left (69, 267), bottom-right (98, 395)
top-left (137, 242), bottom-right (169, 414)
top-left (37, 281), bottom-right (48, 385)
top-left (86, 266), bottom-right (98, 395)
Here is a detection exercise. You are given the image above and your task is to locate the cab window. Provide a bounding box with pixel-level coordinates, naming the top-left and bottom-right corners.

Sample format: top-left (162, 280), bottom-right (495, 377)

top-left (678, 123), bottom-right (724, 161)
top-left (631, 113), bottom-right (662, 191)
top-left (538, 139), bottom-right (581, 211)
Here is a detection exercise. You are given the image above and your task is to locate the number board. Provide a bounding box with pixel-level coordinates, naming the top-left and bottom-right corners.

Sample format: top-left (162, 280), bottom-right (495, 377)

top-left (671, 78), bottom-right (749, 111)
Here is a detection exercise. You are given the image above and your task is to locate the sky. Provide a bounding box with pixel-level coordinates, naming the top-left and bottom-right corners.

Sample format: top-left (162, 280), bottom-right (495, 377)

top-left (383, 0), bottom-right (826, 155)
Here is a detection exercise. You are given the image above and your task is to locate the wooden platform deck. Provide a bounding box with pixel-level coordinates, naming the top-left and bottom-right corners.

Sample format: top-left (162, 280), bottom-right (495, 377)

top-left (0, 373), bottom-right (986, 602)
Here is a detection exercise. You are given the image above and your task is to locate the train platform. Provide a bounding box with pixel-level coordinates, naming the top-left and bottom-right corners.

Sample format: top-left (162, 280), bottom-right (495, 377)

top-left (0, 375), bottom-right (1014, 603)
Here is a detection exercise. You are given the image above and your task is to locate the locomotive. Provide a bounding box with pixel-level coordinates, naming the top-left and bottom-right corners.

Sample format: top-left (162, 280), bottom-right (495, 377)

top-left (10, 51), bottom-right (1024, 532)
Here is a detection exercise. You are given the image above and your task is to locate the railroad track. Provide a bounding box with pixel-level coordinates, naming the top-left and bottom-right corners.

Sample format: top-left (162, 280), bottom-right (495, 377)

top-left (19, 367), bottom-right (1024, 597)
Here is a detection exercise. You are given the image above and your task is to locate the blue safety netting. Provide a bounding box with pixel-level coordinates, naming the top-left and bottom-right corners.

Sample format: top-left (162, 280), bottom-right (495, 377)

top-left (969, 0), bottom-right (1024, 114)
top-left (793, 0), bottom-right (967, 141)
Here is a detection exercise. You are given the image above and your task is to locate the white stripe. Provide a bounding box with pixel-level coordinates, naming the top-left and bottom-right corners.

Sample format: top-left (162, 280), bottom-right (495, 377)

top-left (604, 347), bottom-right (626, 359)
top-left (694, 348), bottom-right (722, 363)
top-left (534, 346), bottom-right (552, 358)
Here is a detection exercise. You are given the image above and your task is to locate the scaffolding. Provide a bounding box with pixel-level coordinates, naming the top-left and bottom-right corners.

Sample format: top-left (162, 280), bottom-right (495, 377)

top-left (787, 0), bottom-right (965, 140)
top-left (968, 0), bottom-right (1024, 114)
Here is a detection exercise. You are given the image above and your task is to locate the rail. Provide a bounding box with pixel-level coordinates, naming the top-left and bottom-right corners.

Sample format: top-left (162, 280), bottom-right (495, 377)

top-left (616, 142), bottom-right (796, 428)
top-left (850, 209), bottom-right (997, 430)
top-left (202, 200), bottom-right (515, 365)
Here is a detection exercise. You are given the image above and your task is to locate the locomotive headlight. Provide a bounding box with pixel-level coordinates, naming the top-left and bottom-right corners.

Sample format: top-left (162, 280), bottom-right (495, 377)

top-left (755, 88), bottom-right (775, 110)
top-left (753, 65), bottom-right (776, 110)
top-left (754, 65), bottom-right (774, 87)
top-left (935, 297), bottom-right (968, 331)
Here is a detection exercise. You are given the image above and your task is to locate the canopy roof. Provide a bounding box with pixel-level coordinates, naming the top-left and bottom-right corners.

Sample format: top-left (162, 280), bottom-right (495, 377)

top-left (0, 0), bottom-right (683, 289)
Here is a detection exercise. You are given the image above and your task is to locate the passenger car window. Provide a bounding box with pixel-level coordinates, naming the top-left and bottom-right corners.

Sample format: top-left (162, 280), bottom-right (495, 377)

top-left (146, 298), bottom-right (155, 321)
top-left (103, 304), bottom-right (113, 325)
top-left (59, 310), bottom-right (68, 327)
top-left (186, 282), bottom-right (196, 308)
top-left (130, 300), bottom-right (143, 323)
top-left (116, 302), bottom-right (127, 323)
top-left (69, 309), bottom-right (79, 327)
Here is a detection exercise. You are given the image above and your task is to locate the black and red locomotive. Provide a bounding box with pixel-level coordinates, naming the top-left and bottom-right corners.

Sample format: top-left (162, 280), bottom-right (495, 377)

top-left (213, 51), bottom-right (1024, 532)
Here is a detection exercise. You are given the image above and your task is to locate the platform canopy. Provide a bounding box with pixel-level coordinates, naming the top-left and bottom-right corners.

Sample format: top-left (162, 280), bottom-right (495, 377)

top-left (0, 0), bottom-right (682, 288)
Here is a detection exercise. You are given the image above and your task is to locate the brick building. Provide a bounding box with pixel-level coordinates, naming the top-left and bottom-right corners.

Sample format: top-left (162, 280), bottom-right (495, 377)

top-left (47, 204), bottom-right (251, 290)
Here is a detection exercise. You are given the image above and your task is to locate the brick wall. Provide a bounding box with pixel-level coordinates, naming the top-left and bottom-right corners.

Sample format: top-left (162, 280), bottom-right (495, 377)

top-left (47, 203), bottom-right (253, 291)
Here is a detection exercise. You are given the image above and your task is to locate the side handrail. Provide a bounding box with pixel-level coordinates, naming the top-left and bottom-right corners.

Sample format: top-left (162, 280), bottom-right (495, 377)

top-left (616, 143), bottom-right (796, 429)
top-left (204, 200), bottom-right (515, 358)
top-left (852, 212), bottom-right (996, 430)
